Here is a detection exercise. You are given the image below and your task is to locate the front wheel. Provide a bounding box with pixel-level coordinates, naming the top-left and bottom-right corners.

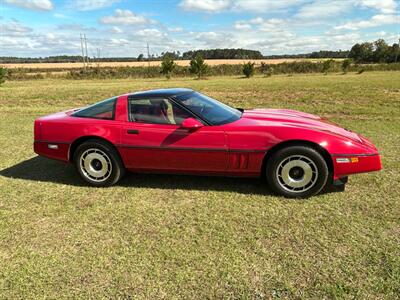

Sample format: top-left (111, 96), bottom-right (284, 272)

top-left (266, 146), bottom-right (329, 198)
top-left (74, 139), bottom-right (124, 187)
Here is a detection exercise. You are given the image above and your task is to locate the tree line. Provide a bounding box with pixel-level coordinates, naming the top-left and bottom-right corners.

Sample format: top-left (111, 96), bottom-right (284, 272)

top-left (349, 39), bottom-right (399, 63)
top-left (181, 48), bottom-right (263, 59)
top-left (1, 39), bottom-right (398, 64)
top-left (265, 50), bottom-right (350, 59)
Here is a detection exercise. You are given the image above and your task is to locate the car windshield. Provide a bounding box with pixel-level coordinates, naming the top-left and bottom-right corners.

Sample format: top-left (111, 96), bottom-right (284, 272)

top-left (174, 92), bottom-right (241, 125)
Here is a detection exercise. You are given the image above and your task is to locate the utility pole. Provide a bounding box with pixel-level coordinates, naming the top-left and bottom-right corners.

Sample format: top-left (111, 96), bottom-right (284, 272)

top-left (395, 37), bottom-right (400, 63)
top-left (147, 42), bottom-right (150, 67)
top-left (80, 33), bottom-right (86, 70)
top-left (84, 34), bottom-right (89, 67)
top-left (96, 48), bottom-right (101, 68)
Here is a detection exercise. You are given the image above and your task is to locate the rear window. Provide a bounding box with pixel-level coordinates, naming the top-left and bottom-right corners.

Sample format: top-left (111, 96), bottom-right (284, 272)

top-left (72, 97), bottom-right (117, 120)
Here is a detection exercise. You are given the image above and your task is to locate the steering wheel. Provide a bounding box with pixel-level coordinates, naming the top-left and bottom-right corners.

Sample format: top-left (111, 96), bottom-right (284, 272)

top-left (200, 105), bottom-right (211, 115)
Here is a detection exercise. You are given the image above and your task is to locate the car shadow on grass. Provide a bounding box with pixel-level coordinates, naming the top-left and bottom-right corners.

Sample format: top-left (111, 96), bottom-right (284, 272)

top-left (1, 156), bottom-right (344, 196)
top-left (0, 156), bottom-right (274, 195)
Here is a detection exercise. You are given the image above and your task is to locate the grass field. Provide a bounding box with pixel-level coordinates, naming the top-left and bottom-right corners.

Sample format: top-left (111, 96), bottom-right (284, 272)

top-left (0, 72), bottom-right (399, 299)
top-left (1, 58), bottom-right (324, 69)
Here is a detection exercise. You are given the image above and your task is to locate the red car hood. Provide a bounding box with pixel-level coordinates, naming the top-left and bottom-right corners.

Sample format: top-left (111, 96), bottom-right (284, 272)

top-left (242, 109), bottom-right (364, 144)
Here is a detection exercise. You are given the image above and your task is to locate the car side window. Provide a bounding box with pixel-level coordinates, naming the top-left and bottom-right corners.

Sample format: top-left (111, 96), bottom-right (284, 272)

top-left (72, 97), bottom-right (117, 120)
top-left (128, 98), bottom-right (194, 125)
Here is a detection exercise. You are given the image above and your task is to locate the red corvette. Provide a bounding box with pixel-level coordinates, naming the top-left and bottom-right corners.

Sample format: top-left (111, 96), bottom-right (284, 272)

top-left (34, 88), bottom-right (381, 198)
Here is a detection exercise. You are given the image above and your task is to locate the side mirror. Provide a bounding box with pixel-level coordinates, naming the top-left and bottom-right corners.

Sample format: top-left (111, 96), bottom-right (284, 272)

top-left (181, 118), bottom-right (203, 129)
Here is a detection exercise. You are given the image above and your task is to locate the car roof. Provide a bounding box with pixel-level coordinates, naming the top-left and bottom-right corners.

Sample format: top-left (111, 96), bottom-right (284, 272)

top-left (128, 88), bottom-right (194, 98)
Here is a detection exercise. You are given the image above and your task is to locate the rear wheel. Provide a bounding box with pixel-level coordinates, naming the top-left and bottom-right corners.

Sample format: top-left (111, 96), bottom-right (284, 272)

top-left (74, 139), bottom-right (124, 187)
top-left (266, 146), bottom-right (329, 198)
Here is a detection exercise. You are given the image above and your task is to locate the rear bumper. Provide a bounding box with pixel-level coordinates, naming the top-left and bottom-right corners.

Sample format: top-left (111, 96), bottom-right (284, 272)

top-left (333, 153), bottom-right (382, 179)
top-left (34, 141), bottom-right (70, 162)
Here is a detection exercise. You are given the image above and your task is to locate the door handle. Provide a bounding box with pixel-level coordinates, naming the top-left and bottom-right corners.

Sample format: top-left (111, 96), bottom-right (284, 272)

top-left (127, 129), bottom-right (139, 134)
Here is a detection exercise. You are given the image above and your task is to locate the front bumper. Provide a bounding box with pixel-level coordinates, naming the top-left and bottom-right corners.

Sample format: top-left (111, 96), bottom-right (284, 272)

top-left (332, 153), bottom-right (382, 179)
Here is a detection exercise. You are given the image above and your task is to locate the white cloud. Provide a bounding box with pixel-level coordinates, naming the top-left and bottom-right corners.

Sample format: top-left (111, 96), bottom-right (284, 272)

top-left (296, 0), bottom-right (353, 19)
top-left (4, 0), bottom-right (53, 11)
top-left (249, 17), bottom-right (264, 25)
top-left (234, 21), bottom-right (252, 30)
top-left (2, 0), bottom-right (398, 57)
top-left (234, 17), bottom-right (280, 31)
top-left (179, 0), bottom-right (397, 19)
top-left (111, 26), bottom-right (123, 34)
top-left (179, 0), bottom-right (307, 13)
top-left (233, 17), bottom-right (293, 33)
top-left (71, 0), bottom-right (119, 11)
top-left (233, 0), bottom-right (307, 12)
top-left (179, 0), bottom-right (230, 13)
top-left (195, 31), bottom-right (235, 47)
top-left (108, 38), bottom-right (130, 46)
top-left (356, 0), bottom-right (398, 14)
top-left (0, 20), bottom-right (33, 36)
top-left (257, 18), bottom-right (286, 31)
top-left (328, 32), bottom-right (362, 44)
top-left (168, 27), bottom-right (184, 32)
top-left (335, 14), bottom-right (399, 30)
top-left (99, 9), bottom-right (155, 25)
top-left (135, 29), bottom-right (165, 38)
top-left (57, 23), bottom-right (97, 32)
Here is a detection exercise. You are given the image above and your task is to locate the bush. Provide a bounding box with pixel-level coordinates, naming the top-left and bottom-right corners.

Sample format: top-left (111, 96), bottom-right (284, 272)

top-left (0, 67), bottom-right (7, 85)
top-left (273, 61), bottom-right (323, 74)
top-left (189, 54), bottom-right (208, 79)
top-left (6, 61), bottom-right (400, 81)
top-left (341, 59), bottom-right (351, 73)
top-left (322, 59), bottom-right (334, 74)
top-left (160, 55), bottom-right (176, 79)
top-left (242, 62), bottom-right (255, 78)
top-left (260, 62), bottom-right (273, 77)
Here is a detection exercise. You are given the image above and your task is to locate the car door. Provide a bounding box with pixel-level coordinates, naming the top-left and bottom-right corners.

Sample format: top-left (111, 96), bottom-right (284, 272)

top-left (119, 97), bottom-right (228, 173)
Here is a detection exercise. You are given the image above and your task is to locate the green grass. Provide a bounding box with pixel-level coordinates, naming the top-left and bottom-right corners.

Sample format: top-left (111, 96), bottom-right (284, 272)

top-left (0, 72), bottom-right (399, 299)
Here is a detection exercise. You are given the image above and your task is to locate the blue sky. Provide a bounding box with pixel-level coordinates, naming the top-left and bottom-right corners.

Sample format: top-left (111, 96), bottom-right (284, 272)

top-left (1, 0), bottom-right (399, 57)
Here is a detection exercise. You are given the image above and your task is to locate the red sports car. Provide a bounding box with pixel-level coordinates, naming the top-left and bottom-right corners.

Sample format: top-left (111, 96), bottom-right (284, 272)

top-left (34, 88), bottom-right (381, 198)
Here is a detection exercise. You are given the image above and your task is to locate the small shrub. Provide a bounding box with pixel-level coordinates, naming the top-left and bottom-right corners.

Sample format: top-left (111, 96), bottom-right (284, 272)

top-left (260, 62), bottom-right (273, 77)
top-left (160, 54), bottom-right (176, 79)
top-left (0, 67), bottom-right (7, 85)
top-left (357, 68), bottom-right (365, 74)
top-left (322, 59), bottom-right (334, 74)
top-left (189, 54), bottom-right (208, 79)
top-left (243, 62), bottom-right (255, 78)
top-left (341, 59), bottom-right (351, 73)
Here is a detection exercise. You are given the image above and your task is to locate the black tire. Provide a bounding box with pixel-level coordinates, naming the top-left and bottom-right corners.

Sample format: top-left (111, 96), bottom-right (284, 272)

top-left (73, 139), bottom-right (125, 187)
top-left (266, 146), bottom-right (329, 198)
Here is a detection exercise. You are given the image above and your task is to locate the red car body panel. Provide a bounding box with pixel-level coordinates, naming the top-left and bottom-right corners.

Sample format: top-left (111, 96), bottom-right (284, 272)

top-left (34, 92), bottom-right (382, 181)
